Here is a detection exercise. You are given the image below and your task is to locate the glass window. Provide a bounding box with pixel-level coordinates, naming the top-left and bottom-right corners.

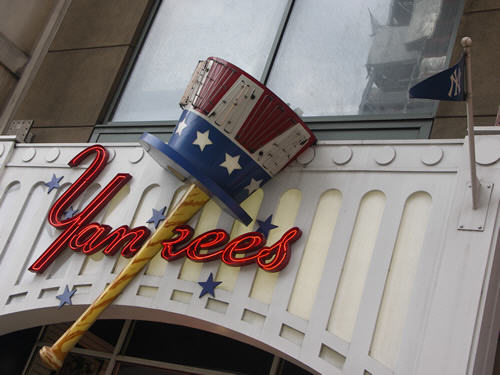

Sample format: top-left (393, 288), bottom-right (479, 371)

top-left (111, 0), bottom-right (463, 123)
top-left (267, 0), bottom-right (462, 117)
top-left (93, 0), bottom-right (464, 143)
top-left (113, 0), bottom-right (288, 122)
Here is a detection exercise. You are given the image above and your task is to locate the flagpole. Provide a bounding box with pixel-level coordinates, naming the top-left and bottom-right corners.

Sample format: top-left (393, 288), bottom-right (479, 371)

top-left (462, 36), bottom-right (479, 209)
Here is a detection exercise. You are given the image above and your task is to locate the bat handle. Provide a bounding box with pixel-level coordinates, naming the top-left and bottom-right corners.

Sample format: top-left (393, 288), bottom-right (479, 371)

top-left (39, 184), bottom-right (210, 370)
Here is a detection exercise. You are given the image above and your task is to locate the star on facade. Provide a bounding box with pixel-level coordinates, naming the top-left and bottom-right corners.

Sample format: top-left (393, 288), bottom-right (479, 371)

top-left (175, 119), bottom-right (188, 136)
top-left (56, 285), bottom-right (76, 309)
top-left (220, 153), bottom-right (242, 175)
top-left (244, 178), bottom-right (263, 195)
top-left (62, 206), bottom-right (78, 219)
top-left (192, 130), bottom-right (213, 151)
top-left (198, 273), bottom-right (222, 298)
top-left (147, 206), bottom-right (166, 229)
top-left (45, 174), bottom-right (63, 194)
top-left (256, 215), bottom-right (278, 238)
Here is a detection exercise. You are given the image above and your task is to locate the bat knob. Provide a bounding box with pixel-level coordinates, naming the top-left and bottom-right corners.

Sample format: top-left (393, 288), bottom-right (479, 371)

top-left (39, 345), bottom-right (63, 370)
top-left (461, 36), bottom-right (472, 48)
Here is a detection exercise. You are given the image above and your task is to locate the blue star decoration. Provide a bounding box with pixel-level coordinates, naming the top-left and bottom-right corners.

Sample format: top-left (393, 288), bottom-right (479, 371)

top-left (56, 285), bottom-right (76, 309)
top-left (198, 273), bottom-right (222, 298)
top-left (147, 206), bottom-right (166, 229)
top-left (44, 174), bottom-right (63, 194)
top-left (62, 206), bottom-right (78, 219)
top-left (256, 215), bottom-right (278, 238)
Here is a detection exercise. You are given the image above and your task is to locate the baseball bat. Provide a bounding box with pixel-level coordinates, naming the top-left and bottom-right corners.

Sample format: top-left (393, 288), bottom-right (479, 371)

top-left (39, 183), bottom-right (210, 370)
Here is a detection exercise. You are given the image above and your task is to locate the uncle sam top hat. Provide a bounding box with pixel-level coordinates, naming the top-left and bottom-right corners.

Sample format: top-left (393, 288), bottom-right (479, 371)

top-left (140, 57), bottom-right (316, 226)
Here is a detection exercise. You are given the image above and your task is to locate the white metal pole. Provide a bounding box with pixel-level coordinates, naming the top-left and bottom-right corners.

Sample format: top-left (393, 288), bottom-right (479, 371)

top-left (461, 36), bottom-right (479, 209)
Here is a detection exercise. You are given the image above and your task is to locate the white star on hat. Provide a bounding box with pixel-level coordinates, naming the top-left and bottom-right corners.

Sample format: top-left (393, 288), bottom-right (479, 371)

top-left (175, 119), bottom-right (188, 136)
top-left (244, 178), bottom-right (262, 195)
top-left (192, 130), bottom-right (213, 151)
top-left (220, 153), bottom-right (242, 175)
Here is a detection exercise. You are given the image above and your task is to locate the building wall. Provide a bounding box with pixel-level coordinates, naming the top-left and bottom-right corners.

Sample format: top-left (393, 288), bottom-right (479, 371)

top-left (0, 1), bottom-right (499, 374)
top-left (8, 0), bottom-right (153, 142)
top-left (0, 0), bottom-right (55, 119)
top-left (1, 0), bottom-right (499, 142)
top-left (432, 0), bottom-right (500, 138)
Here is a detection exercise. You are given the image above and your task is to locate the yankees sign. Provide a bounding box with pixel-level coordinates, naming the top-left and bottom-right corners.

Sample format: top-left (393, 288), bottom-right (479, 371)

top-left (29, 145), bottom-right (301, 274)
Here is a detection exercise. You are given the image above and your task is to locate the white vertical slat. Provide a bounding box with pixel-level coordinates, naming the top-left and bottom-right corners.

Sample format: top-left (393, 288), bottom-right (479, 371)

top-left (0, 181), bottom-right (22, 259)
top-left (369, 191), bottom-right (432, 368)
top-left (178, 199), bottom-right (222, 282)
top-left (288, 189), bottom-right (343, 320)
top-left (301, 173), bottom-right (367, 371)
top-left (395, 176), bottom-right (457, 375)
top-left (215, 189), bottom-right (263, 291)
top-left (250, 188), bottom-right (302, 304)
top-left (341, 184), bottom-right (407, 374)
top-left (328, 190), bottom-right (387, 342)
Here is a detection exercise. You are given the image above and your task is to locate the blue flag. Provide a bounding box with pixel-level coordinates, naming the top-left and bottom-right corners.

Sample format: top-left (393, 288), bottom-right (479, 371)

top-left (409, 55), bottom-right (465, 101)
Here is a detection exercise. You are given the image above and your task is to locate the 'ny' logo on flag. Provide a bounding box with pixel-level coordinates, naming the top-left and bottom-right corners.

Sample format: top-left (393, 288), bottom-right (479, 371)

top-left (448, 67), bottom-right (462, 97)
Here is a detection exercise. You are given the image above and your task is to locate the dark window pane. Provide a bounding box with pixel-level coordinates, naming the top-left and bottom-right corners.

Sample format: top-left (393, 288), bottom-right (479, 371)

top-left (279, 360), bottom-right (313, 375)
top-left (41, 320), bottom-right (123, 353)
top-left (26, 351), bottom-right (108, 375)
top-left (0, 327), bottom-right (40, 375)
top-left (124, 321), bottom-right (273, 374)
top-left (114, 362), bottom-right (195, 375)
top-left (59, 352), bottom-right (108, 375)
top-left (80, 319), bottom-right (124, 349)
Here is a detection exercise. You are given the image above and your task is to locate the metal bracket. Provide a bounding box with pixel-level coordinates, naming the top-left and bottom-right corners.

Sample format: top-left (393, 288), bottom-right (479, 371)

top-left (458, 182), bottom-right (493, 231)
top-left (6, 120), bottom-right (33, 142)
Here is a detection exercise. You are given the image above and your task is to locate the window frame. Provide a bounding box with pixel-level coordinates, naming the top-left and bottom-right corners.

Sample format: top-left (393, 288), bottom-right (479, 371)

top-left (90, 0), bottom-right (465, 143)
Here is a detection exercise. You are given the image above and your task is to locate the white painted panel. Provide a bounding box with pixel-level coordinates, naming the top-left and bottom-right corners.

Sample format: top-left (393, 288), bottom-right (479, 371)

top-left (217, 189), bottom-right (263, 291)
top-left (179, 199), bottom-right (222, 282)
top-left (250, 188), bottom-right (302, 304)
top-left (0, 137), bottom-right (499, 375)
top-left (109, 184), bottom-right (162, 275)
top-left (0, 181), bottom-right (21, 259)
top-left (370, 191), bottom-right (432, 368)
top-left (80, 184), bottom-right (132, 274)
top-left (288, 189), bottom-right (342, 320)
top-left (328, 191), bottom-right (386, 342)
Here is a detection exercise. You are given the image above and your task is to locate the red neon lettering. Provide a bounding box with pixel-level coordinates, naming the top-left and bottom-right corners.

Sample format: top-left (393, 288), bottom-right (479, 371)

top-left (29, 145), bottom-right (151, 273)
top-left (221, 232), bottom-right (265, 266)
top-left (161, 225), bottom-right (194, 260)
top-left (68, 223), bottom-right (150, 258)
top-left (161, 226), bottom-right (301, 272)
top-left (100, 225), bottom-right (151, 257)
top-left (257, 227), bottom-right (301, 272)
top-left (69, 223), bottom-right (111, 253)
top-left (185, 230), bottom-right (228, 261)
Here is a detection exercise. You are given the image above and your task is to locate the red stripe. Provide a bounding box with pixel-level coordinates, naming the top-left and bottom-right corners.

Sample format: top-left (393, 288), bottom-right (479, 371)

top-left (236, 94), bottom-right (296, 152)
top-left (194, 60), bottom-right (239, 115)
top-left (190, 57), bottom-right (317, 159)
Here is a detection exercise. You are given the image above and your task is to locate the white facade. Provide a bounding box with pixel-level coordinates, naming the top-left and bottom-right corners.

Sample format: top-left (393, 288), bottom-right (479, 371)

top-left (0, 131), bottom-right (499, 374)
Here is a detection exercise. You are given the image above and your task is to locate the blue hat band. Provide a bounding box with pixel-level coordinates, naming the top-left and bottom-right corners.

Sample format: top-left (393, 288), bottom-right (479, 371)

top-left (168, 110), bottom-right (271, 203)
top-left (141, 110), bottom-right (272, 225)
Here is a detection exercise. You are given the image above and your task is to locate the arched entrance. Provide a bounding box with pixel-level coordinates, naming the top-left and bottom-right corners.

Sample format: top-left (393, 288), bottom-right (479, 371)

top-left (10, 319), bottom-right (314, 374)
